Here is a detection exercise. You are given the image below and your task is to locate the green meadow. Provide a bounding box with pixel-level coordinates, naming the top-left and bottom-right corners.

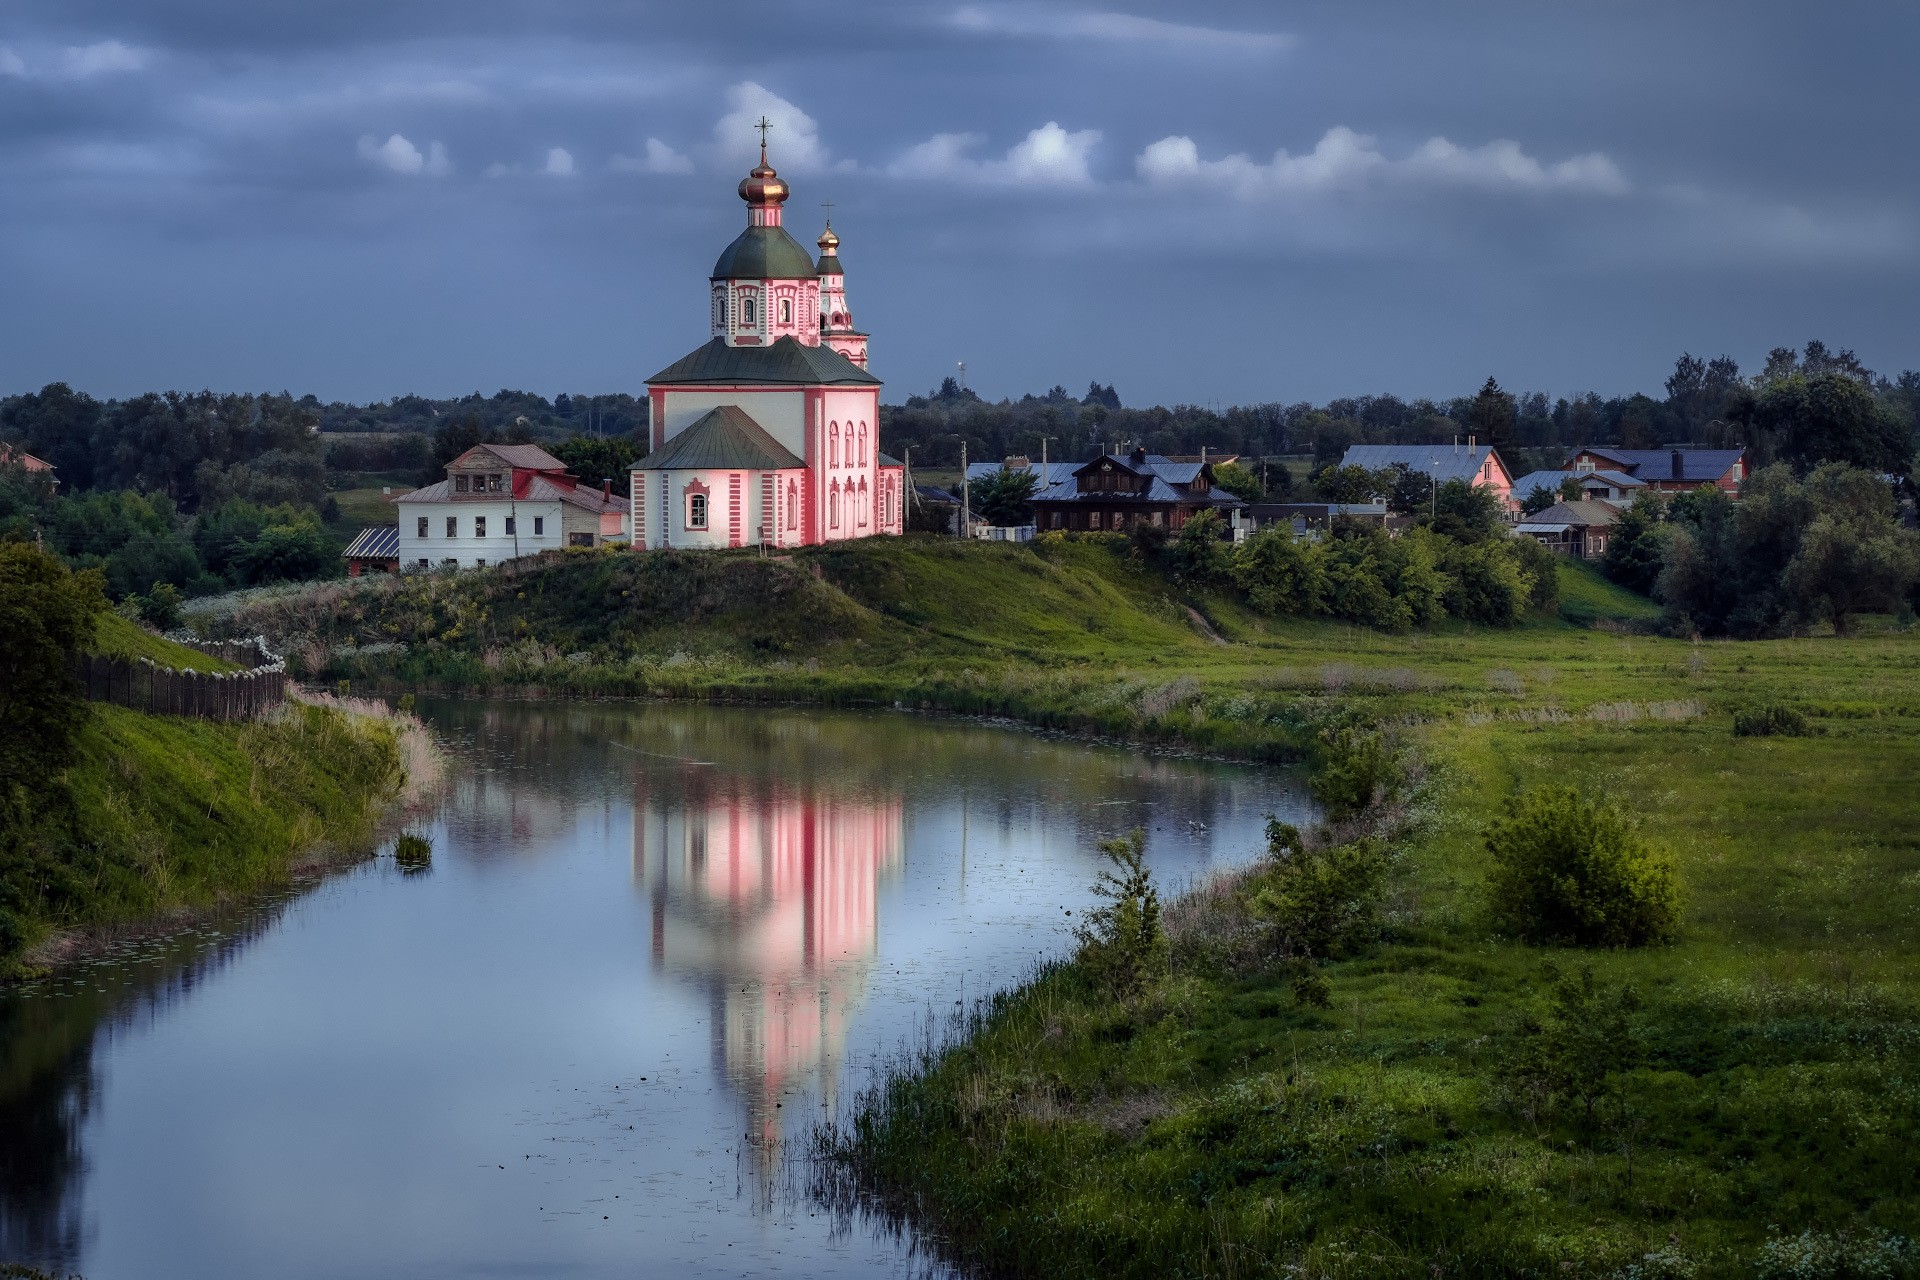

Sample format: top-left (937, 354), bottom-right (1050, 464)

top-left (215, 535), bottom-right (1920, 1276)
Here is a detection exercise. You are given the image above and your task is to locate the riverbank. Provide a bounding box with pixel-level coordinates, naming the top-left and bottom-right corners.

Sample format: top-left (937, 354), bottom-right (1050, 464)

top-left (192, 537), bottom-right (1920, 1276)
top-left (2, 677), bottom-right (440, 981)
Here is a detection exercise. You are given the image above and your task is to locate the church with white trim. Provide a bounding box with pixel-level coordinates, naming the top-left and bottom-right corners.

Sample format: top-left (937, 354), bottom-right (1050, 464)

top-left (630, 132), bottom-right (904, 549)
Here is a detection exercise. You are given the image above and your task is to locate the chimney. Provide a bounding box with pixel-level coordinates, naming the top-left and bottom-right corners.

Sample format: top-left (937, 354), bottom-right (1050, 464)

top-left (1130, 446), bottom-right (1146, 466)
top-left (1671, 450), bottom-right (1683, 480)
top-left (602, 478), bottom-right (612, 501)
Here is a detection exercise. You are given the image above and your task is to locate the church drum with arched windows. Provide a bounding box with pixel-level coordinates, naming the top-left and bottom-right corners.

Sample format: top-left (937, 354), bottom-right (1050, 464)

top-left (630, 144), bottom-right (902, 549)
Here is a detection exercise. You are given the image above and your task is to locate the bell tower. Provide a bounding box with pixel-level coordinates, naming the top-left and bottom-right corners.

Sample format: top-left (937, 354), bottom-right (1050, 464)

top-left (815, 218), bottom-right (869, 369)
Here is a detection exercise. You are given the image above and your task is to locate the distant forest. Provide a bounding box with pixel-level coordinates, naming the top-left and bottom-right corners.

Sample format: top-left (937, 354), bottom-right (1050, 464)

top-left (1, 338), bottom-right (1915, 613)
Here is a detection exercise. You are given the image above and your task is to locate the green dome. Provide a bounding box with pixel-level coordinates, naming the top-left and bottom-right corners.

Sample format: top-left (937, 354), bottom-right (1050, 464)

top-left (711, 226), bottom-right (818, 280)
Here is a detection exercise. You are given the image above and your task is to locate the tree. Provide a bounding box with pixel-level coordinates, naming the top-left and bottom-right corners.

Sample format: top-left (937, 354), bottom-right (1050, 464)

top-left (552, 434), bottom-right (640, 498)
top-left (1484, 787), bottom-right (1680, 948)
top-left (1167, 509), bottom-right (1231, 584)
top-left (1422, 478), bottom-right (1505, 544)
top-left (1757, 372), bottom-right (1911, 476)
top-left (1379, 462), bottom-right (1433, 515)
top-left (1231, 526), bottom-right (1326, 615)
top-left (1779, 464), bottom-right (1919, 634)
top-left (1209, 461), bottom-right (1263, 504)
top-left (970, 468), bottom-right (1040, 527)
top-left (0, 543), bottom-right (106, 817)
top-left (1082, 382), bottom-right (1121, 410)
top-left (1468, 377), bottom-right (1518, 448)
top-left (1072, 829), bottom-right (1161, 1000)
top-left (1312, 463), bottom-right (1381, 504)
top-left (1601, 492), bottom-right (1668, 596)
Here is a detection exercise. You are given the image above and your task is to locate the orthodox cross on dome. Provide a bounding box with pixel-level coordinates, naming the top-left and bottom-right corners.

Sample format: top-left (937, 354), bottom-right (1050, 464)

top-left (754, 114), bottom-right (773, 161)
top-left (821, 200), bottom-right (834, 223)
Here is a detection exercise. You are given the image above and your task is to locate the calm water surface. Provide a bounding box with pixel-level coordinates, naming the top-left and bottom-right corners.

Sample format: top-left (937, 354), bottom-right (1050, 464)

top-left (0, 701), bottom-right (1311, 1279)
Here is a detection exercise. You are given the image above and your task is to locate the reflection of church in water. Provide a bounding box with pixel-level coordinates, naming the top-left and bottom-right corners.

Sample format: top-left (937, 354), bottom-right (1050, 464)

top-left (631, 767), bottom-right (902, 1150)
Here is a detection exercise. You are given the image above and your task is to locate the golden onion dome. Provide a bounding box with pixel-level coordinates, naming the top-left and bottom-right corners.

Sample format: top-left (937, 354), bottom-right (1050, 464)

top-left (816, 222), bottom-right (840, 253)
top-left (738, 160), bottom-right (789, 206)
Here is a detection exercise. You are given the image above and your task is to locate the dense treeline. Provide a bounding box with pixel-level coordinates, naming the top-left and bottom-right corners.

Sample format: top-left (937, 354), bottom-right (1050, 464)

top-left (883, 342), bottom-right (1920, 477)
top-left (1603, 463), bottom-right (1920, 637)
top-left (1143, 480), bottom-right (1559, 631)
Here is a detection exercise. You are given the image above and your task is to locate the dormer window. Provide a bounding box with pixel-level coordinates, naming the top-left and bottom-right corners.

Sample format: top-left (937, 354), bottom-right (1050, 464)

top-left (455, 475), bottom-right (470, 493)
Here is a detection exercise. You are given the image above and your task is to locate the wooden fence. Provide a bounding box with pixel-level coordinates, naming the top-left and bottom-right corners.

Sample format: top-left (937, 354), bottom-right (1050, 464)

top-left (75, 635), bottom-right (288, 721)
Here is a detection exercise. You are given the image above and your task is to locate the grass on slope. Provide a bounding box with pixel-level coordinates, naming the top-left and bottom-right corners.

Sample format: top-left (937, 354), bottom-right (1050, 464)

top-left (1, 701), bottom-right (411, 974)
top-left (88, 612), bottom-right (240, 672)
top-left (1555, 558), bottom-right (1662, 626)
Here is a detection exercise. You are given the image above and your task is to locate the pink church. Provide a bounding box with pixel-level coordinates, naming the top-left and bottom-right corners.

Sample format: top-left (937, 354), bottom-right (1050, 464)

top-left (630, 142), bottom-right (904, 549)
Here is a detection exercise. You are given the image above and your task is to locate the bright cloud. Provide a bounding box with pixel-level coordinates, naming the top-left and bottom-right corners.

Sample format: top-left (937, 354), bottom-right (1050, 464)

top-left (357, 133), bottom-right (451, 177)
top-left (610, 138), bottom-right (695, 175)
top-left (1137, 127), bottom-right (1628, 197)
top-left (890, 122), bottom-right (1101, 188)
top-left (948, 6), bottom-right (1293, 51)
top-left (711, 81), bottom-right (834, 172)
top-left (543, 146), bottom-right (575, 176)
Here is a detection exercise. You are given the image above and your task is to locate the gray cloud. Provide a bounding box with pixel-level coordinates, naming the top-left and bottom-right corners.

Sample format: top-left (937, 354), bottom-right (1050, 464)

top-left (0, 0), bottom-right (1915, 404)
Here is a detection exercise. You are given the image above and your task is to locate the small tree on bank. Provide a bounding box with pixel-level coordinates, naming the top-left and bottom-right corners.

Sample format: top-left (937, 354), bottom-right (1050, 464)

top-left (1073, 829), bottom-right (1163, 1000)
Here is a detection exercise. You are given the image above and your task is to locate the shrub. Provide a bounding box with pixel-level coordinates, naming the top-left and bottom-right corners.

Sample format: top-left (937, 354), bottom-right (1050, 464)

top-left (1484, 787), bottom-right (1680, 947)
top-left (1504, 966), bottom-right (1643, 1130)
top-left (1072, 828), bottom-right (1162, 1000)
top-left (1308, 724), bottom-right (1405, 820)
top-left (1733, 702), bottom-right (1812, 737)
top-left (1251, 819), bottom-right (1390, 1006)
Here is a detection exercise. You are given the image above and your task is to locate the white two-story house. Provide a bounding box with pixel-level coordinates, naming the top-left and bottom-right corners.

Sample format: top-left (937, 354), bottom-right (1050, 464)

top-left (393, 443), bottom-right (628, 570)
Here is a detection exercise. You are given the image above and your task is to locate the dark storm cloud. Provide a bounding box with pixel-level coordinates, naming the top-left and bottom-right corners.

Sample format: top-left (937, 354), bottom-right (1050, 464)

top-left (2, 1), bottom-right (1915, 404)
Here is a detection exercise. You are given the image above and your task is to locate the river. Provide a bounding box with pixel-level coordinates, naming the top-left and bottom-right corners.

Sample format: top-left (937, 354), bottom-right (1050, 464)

top-left (0, 700), bottom-right (1311, 1279)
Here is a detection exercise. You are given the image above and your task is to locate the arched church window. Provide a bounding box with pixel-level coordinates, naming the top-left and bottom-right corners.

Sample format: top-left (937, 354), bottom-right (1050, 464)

top-left (858, 477), bottom-right (869, 526)
top-left (742, 296), bottom-right (756, 326)
top-left (829, 423), bottom-right (839, 467)
top-left (857, 422), bottom-right (868, 466)
top-left (779, 298), bottom-right (792, 326)
top-left (787, 480), bottom-right (799, 530)
top-left (829, 482), bottom-right (840, 528)
top-left (687, 491), bottom-right (708, 530)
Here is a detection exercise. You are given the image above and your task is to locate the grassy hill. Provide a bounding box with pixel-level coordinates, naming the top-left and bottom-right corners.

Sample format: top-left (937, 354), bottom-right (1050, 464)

top-left (2, 612), bottom-right (430, 977)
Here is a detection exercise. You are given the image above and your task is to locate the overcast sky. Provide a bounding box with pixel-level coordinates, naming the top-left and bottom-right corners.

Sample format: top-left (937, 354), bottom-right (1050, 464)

top-left (3, 1), bottom-right (1916, 407)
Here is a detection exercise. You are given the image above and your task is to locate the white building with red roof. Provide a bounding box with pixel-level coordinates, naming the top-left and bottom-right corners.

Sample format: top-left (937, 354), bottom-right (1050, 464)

top-left (393, 442), bottom-right (628, 570)
top-left (630, 136), bottom-right (904, 549)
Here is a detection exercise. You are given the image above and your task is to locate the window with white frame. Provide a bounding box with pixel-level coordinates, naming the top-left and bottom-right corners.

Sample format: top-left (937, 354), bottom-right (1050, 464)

top-left (688, 491), bottom-right (708, 529)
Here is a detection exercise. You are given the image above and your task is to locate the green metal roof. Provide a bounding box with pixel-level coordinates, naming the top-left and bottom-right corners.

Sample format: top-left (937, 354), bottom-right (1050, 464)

top-left (814, 254), bottom-right (843, 276)
top-left (633, 405), bottom-right (806, 472)
top-left (711, 226), bottom-right (818, 280)
top-left (647, 335), bottom-right (882, 386)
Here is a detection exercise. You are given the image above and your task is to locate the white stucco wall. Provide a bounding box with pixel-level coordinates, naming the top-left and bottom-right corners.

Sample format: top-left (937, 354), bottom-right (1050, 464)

top-left (395, 499), bottom-right (569, 569)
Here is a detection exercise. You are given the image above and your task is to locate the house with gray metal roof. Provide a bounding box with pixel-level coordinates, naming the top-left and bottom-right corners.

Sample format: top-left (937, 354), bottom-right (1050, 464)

top-left (1339, 443), bottom-right (1517, 510)
top-left (1567, 446), bottom-right (1746, 495)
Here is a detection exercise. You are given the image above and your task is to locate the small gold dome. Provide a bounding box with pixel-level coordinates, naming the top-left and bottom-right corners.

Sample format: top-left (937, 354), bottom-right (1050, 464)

top-left (816, 223), bottom-right (839, 252)
top-left (739, 160), bottom-right (789, 206)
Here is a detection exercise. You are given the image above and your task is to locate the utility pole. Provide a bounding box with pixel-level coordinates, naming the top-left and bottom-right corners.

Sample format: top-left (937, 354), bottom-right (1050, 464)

top-left (960, 440), bottom-right (970, 538)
